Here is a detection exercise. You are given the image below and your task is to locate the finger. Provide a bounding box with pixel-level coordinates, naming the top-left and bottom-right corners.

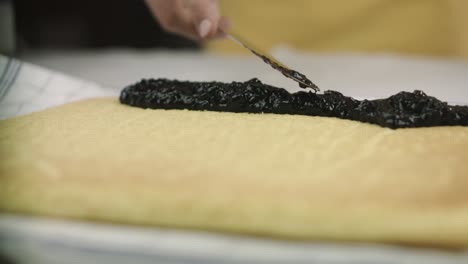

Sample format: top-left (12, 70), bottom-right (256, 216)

top-left (219, 16), bottom-right (232, 32)
top-left (209, 17), bottom-right (231, 39)
top-left (189, 0), bottom-right (221, 39)
top-left (161, 0), bottom-right (202, 40)
top-left (198, 19), bottom-right (214, 39)
top-left (145, 0), bottom-right (199, 40)
top-left (147, 0), bottom-right (222, 41)
top-left (145, 0), bottom-right (178, 29)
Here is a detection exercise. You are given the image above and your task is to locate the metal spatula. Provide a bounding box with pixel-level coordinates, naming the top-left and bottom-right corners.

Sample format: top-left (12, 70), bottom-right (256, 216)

top-left (225, 32), bottom-right (320, 92)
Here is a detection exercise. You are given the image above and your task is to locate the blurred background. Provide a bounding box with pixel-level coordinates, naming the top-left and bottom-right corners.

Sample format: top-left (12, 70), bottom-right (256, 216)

top-left (1, 1), bottom-right (468, 263)
top-left (3, 0), bottom-right (199, 53)
top-left (1, 0), bottom-right (468, 59)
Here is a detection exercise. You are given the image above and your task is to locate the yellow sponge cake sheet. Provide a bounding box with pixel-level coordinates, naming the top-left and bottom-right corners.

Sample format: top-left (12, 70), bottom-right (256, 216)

top-left (1, 98), bottom-right (467, 247)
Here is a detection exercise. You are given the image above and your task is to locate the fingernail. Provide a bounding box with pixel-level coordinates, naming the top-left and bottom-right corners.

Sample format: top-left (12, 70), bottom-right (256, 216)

top-left (198, 19), bottom-right (212, 38)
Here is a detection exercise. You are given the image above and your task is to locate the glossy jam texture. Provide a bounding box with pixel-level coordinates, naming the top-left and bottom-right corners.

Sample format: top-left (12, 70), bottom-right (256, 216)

top-left (120, 78), bottom-right (468, 129)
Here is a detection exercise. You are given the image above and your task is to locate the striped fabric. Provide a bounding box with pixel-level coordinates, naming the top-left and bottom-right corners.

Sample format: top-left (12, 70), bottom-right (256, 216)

top-left (0, 57), bottom-right (22, 103)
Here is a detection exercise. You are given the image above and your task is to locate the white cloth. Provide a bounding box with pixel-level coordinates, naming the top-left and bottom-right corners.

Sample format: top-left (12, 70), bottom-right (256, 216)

top-left (0, 55), bottom-right (114, 120)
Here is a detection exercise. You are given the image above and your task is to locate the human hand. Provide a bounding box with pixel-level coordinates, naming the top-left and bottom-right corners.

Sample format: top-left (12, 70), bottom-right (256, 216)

top-left (145, 0), bottom-right (230, 40)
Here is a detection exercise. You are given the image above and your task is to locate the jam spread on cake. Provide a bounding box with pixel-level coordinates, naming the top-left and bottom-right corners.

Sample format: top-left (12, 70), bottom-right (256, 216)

top-left (120, 78), bottom-right (468, 129)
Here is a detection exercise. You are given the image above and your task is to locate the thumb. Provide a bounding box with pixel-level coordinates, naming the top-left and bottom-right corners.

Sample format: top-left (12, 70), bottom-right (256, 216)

top-left (190, 0), bottom-right (220, 38)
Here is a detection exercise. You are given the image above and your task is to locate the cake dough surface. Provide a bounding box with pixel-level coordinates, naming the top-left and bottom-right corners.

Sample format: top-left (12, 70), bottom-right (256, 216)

top-left (1, 98), bottom-right (468, 247)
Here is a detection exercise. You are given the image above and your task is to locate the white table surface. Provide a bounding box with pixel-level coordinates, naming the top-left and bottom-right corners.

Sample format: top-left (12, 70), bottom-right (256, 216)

top-left (20, 48), bottom-right (468, 103)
